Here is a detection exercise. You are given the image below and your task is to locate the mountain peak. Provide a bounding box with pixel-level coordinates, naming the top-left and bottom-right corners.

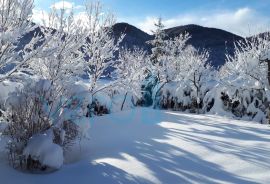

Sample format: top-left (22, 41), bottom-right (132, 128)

top-left (112, 22), bottom-right (152, 51)
top-left (111, 22), bottom-right (244, 67)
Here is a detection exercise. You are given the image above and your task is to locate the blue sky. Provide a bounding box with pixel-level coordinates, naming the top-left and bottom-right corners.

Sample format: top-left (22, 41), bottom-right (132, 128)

top-left (33, 0), bottom-right (270, 36)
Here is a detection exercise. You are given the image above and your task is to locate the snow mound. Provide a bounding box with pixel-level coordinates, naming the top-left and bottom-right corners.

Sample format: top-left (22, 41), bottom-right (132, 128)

top-left (23, 131), bottom-right (63, 169)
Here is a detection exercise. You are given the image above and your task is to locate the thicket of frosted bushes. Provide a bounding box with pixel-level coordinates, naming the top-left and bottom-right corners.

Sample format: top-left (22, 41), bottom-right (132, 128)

top-left (151, 26), bottom-right (270, 124)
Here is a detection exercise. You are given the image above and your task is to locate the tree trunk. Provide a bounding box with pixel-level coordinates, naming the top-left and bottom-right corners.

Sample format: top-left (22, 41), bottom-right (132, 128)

top-left (121, 92), bottom-right (128, 111)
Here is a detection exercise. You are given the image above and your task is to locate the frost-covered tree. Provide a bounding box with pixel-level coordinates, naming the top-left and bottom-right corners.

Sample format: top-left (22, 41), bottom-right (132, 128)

top-left (151, 34), bottom-right (190, 103)
top-left (149, 30), bottom-right (193, 108)
top-left (83, 1), bottom-right (124, 94)
top-left (175, 46), bottom-right (213, 112)
top-left (221, 35), bottom-right (270, 91)
top-left (154, 44), bottom-right (214, 111)
top-left (115, 47), bottom-right (148, 110)
top-left (145, 18), bottom-right (168, 107)
top-left (148, 18), bottom-right (167, 82)
top-left (147, 19), bottom-right (214, 111)
top-left (29, 6), bottom-right (86, 87)
top-left (0, 0), bottom-right (44, 81)
top-left (161, 33), bottom-right (191, 82)
top-left (150, 18), bottom-right (166, 64)
top-left (29, 5), bottom-right (89, 122)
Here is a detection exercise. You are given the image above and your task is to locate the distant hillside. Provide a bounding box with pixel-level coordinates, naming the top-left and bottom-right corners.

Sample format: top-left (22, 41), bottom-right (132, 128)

top-left (165, 24), bottom-right (244, 67)
top-left (112, 23), bottom-right (244, 67)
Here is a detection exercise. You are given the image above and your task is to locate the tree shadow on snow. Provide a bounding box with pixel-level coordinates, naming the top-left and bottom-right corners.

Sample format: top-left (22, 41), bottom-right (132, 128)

top-left (82, 108), bottom-right (269, 184)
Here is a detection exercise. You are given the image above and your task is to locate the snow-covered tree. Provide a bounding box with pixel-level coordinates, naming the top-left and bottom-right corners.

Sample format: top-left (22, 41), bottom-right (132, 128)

top-left (221, 37), bottom-right (268, 91)
top-left (83, 1), bottom-right (124, 94)
top-left (147, 18), bottom-right (214, 111)
top-left (29, 6), bottom-right (86, 87)
top-left (145, 18), bottom-right (167, 107)
top-left (0, 0), bottom-right (44, 81)
top-left (149, 28), bottom-right (194, 107)
top-left (150, 18), bottom-right (166, 65)
top-left (148, 18), bottom-right (167, 82)
top-left (154, 44), bottom-right (214, 111)
top-left (161, 33), bottom-right (191, 82)
top-left (114, 47), bottom-right (149, 110)
top-left (176, 46), bottom-right (213, 111)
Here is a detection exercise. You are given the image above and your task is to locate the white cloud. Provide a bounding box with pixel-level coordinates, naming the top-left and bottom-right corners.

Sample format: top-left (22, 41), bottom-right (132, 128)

top-left (32, 9), bottom-right (49, 25)
top-left (134, 7), bottom-right (270, 37)
top-left (50, 1), bottom-right (73, 10)
top-left (32, 5), bottom-right (270, 37)
top-left (32, 1), bottom-right (85, 26)
top-left (32, 9), bottom-right (88, 28)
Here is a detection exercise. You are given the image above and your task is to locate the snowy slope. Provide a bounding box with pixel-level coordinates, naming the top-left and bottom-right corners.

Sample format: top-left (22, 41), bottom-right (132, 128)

top-left (1, 108), bottom-right (270, 184)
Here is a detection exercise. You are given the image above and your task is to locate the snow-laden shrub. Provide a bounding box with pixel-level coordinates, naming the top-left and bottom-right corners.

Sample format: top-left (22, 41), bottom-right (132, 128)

top-left (155, 77), bottom-right (216, 113)
top-left (2, 79), bottom-right (90, 171)
top-left (203, 84), bottom-right (269, 123)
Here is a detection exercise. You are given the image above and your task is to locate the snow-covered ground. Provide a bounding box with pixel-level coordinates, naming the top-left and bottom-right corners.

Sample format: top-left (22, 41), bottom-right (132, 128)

top-left (1, 108), bottom-right (270, 184)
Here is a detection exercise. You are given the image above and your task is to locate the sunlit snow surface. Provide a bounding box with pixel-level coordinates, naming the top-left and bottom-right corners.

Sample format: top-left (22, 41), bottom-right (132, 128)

top-left (1, 108), bottom-right (270, 184)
